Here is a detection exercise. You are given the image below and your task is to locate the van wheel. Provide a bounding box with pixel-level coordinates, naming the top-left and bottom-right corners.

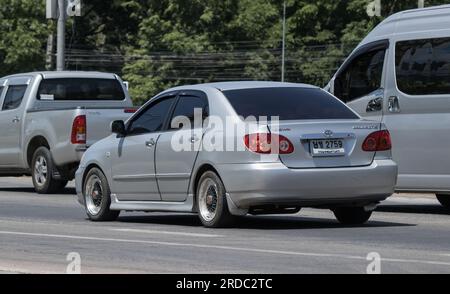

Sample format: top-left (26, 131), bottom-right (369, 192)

top-left (31, 147), bottom-right (67, 194)
top-left (333, 207), bottom-right (372, 225)
top-left (196, 171), bottom-right (235, 228)
top-left (84, 167), bottom-right (120, 221)
top-left (436, 194), bottom-right (450, 209)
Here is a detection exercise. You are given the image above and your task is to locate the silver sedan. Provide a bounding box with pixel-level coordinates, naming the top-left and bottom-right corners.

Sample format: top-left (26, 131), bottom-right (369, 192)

top-left (75, 82), bottom-right (398, 228)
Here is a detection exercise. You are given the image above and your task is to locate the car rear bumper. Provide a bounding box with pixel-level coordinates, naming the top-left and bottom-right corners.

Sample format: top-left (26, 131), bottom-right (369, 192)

top-left (216, 159), bottom-right (398, 209)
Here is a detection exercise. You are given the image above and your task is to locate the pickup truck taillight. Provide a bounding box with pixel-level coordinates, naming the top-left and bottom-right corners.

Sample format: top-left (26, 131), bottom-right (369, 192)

top-left (71, 115), bottom-right (87, 144)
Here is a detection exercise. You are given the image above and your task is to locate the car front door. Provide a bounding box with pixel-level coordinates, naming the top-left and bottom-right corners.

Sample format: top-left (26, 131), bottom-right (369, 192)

top-left (0, 77), bottom-right (30, 167)
top-left (155, 91), bottom-right (208, 202)
top-left (110, 95), bottom-right (177, 201)
top-left (383, 34), bottom-right (450, 190)
top-left (331, 40), bottom-right (389, 123)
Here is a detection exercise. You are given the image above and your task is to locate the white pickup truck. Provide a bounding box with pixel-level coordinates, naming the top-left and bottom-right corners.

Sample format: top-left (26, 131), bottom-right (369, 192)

top-left (0, 71), bottom-right (135, 193)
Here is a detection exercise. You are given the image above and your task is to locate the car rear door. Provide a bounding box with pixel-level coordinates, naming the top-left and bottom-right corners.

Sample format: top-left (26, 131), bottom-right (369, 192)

top-left (110, 94), bottom-right (177, 201)
top-left (155, 91), bottom-right (208, 202)
top-left (0, 76), bottom-right (31, 167)
top-left (331, 39), bottom-right (389, 123)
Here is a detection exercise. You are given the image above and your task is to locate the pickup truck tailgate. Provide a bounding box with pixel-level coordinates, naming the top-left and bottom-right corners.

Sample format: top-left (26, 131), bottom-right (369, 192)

top-left (86, 108), bottom-right (133, 146)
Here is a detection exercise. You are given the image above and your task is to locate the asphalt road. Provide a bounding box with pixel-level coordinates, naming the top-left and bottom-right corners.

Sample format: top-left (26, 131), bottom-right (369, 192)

top-left (0, 177), bottom-right (450, 274)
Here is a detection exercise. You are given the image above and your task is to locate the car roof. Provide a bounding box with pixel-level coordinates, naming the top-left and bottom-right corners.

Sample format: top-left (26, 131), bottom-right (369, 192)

top-left (0, 71), bottom-right (118, 80)
top-left (165, 81), bottom-right (319, 92)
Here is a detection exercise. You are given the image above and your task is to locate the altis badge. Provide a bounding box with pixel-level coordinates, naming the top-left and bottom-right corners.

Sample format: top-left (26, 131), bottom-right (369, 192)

top-left (352, 125), bottom-right (379, 130)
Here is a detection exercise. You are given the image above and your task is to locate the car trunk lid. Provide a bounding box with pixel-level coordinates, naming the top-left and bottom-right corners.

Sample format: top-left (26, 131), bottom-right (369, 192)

top-left (269, 120), bottom-right (381, 169)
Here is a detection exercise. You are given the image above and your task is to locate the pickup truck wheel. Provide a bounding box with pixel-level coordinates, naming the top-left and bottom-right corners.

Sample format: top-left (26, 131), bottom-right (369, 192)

top-left (436, 194), bottom-right (450, 209)
top-left (31, 147), bottom-right (67, 194)
top-left (84, 168), bottom-right (120, 221)
top-left (196, 171), bottom-right (235, 228)
top-left (333, 207), bottom-right (373, 225)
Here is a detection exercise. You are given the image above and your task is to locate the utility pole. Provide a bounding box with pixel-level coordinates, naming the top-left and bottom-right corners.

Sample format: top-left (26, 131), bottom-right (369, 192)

top-left (45, 34), bottom-right (54, 70)
top-left (281, 1), bottom-right (286, 82)
top-left (47, 0), bottom-right (81, 71)
top-left (56, 0), bottom-right (66, 71)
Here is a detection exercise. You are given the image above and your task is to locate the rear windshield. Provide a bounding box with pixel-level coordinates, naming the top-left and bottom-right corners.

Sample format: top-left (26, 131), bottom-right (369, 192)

top-left (222, 87), bottom-right (358, 120)
top-left (37, 78), bottom-right (125, 101)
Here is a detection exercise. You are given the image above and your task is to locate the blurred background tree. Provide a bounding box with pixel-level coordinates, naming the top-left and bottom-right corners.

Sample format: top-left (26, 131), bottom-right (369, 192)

top-left (0, 0), bottom-right (50, 76)
top-left (0, 0), bottom-right (448, 104)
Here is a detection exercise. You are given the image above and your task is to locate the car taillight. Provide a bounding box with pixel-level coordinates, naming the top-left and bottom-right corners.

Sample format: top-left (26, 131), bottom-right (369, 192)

top-left (362, 130), bottom-right (391, 151)
top-left (124, 107), bottom-right (137, 113)
top-left (244, 133), bottom-right (294, 154)
top-left (71, 115), bottom-right (86, 144)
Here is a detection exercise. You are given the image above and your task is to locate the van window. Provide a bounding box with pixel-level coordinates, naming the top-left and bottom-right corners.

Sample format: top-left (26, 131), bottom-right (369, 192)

top-left (2, 85), bottom-right (27, 111)
top-left (335, 49), bottom-right (385, 103)
top-left (37, 78), bottom-right (125, 101)
top-left (396, 37), bottom-right (450, 95)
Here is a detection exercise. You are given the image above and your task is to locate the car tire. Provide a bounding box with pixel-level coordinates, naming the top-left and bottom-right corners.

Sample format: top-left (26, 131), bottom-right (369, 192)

top-left (436, 194), bottom-right (450, 209)
top-left (196, 171), bottom-right (235, 228)
top-left (333, 207), bottom-right (373, 225)
top-left (83, 167), bottom-right (120, 221)
top-left (31, 147), bottom-right (67, 194)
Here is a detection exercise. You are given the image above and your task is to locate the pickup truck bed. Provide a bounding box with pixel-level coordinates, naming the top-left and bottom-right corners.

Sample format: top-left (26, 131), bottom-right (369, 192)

top-left (0, 71), bottom-right (135, 193)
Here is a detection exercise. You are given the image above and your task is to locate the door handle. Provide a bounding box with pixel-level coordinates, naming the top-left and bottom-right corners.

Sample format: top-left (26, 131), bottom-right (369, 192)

top-left (145, 138), bottom-right (156, 148)
top-left (12, 116), bottom-right (20, 123)
top-left (388, 96), bottom-right (400, 113)
top-left (366, 97), bottom-right (383, 112)
top-left (190, 135), bottom-right (199, 144)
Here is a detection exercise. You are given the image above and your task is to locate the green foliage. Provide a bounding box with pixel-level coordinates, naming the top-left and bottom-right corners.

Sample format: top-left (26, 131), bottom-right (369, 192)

top-left (0, 0), bottom-right (50, 76)
top-left (1, 0), bottom-right (450, 104)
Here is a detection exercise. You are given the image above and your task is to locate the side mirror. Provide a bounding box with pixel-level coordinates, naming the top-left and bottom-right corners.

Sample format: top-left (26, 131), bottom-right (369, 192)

top-left (111, 120), bottom-right (126, 136)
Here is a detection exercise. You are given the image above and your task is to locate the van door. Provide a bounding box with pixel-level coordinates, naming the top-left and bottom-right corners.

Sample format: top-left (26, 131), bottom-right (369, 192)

top-left (331, 40), bottom-right (389, 123)
top-left (384, 35), bottom-right (450, 190)
top-left (0, 77), bottom-right (30, 167)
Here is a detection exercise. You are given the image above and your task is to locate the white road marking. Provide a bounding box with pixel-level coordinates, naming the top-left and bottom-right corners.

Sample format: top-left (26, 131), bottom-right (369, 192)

top-left (1, 230), bottom-right (450, 267)
top-left (111, 228), bottom-right (223, 238)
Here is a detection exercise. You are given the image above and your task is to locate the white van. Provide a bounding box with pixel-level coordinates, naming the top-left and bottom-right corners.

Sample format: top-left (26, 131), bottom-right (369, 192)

top-left (327, 5), bottom-right (450, 208)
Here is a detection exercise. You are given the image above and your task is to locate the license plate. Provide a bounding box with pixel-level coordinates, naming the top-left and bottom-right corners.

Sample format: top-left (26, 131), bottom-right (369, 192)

top-left (309, 139), bottom-right (345, 157)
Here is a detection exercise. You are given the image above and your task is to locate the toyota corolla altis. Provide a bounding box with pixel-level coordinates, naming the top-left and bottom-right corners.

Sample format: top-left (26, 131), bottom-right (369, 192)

top-left (76, 82), bottom-right (397, 228)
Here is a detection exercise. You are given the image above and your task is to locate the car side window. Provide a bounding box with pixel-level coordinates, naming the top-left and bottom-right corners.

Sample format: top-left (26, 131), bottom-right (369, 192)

top-left (335, 49), bottom-right (386, 103)
top-left (2, 85), bottom-right (27, 111)
top-left (396, 37), bottom-right (450, 95)
top-left (127, 96), bottom-right (176, 136)
top-left (169, 95), bottom-right (208, 130)
top-left (0, 86), bottom-right (4, 99)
